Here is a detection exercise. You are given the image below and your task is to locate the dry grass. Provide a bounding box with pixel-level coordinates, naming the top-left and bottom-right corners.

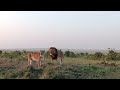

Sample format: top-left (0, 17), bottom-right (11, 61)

top-left (1, 56), bottom-right (120, 79)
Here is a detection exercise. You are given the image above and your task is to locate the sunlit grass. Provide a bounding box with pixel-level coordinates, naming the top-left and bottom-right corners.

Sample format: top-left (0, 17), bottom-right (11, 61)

top-left (1, 55), bottom-right (120, 79)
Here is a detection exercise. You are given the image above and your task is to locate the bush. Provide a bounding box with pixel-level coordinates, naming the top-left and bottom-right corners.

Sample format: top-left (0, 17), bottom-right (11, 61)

top-left (64, 50), bottom-right (70, 57)
top-left (64, 51), bottom-right (76, 58)
top-left (94, 52), bottom-right (104, 60)
top-left (107, 50), bottom-right (117, 60)
top-left (70, 52), bottom-right (76, 58)
top-left (0, 50), bottom-right (2, 54)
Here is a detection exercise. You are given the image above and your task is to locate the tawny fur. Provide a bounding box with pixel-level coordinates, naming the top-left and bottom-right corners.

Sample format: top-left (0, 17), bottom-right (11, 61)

top-left (27, 50), bottom-right (45, 68)
top-left (48, 47), bottom-right (64, 64)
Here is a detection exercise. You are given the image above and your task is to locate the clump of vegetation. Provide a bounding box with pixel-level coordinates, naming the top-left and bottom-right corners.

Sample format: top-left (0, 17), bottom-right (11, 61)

top-left (0, 50), bottom-right (26, 60)
top-left (63, 48), bottom-right (120, 61)
top-left (64, 50), bottom-right (76, 58)
top-left (0, 55), bottom-right (120, 79)
top-left (0, 50), bottom-right (2, 54)
top-left (0, 48), bottom-right (120, 79)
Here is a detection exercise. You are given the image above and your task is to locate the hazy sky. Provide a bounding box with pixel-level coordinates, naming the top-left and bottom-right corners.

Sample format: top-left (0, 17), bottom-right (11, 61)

top-left (0, 11), bottom-right (120, 49)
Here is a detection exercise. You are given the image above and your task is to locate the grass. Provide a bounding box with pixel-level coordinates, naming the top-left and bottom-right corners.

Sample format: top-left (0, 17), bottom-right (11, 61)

top-left (1, 55), bottom-right (120, 79)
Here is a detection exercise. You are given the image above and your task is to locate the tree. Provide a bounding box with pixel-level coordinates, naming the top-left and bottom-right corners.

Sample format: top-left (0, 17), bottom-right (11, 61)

top-left (13, 51), bottom-right (21, 55)
top-left (107, 50), bottom-right (117, 60)
top-left (108, 50), bottom-right (115, 55)
top-left (64, 50), bottom-right (70, 57)
top-left (0, 50), bottom-right (2, 54)
top-left (80, 53), bottom-right (84, 56)
top-left (85, 52), bottom-right (89, 56)
top-left (94, 52), bottom-right (104, 60)
top-left (22, 50), bottom-right (27, 54)
top-left (70, 51), bottom-right (76, 58)
top-left (76, 53), bottom-right (80, 58)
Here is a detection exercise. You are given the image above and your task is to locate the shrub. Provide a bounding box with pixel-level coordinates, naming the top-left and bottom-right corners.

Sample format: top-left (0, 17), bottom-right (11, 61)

top-left (0, 50), bottom-right (2, 54)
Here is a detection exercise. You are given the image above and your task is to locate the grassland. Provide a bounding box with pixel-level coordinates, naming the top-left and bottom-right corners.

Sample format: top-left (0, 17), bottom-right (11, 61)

top-left (1, 54), bottom-right (120, 79)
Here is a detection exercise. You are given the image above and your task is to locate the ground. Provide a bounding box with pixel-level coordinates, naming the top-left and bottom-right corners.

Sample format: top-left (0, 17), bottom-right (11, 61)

top-left (0, 57), bottom-right (120, 79)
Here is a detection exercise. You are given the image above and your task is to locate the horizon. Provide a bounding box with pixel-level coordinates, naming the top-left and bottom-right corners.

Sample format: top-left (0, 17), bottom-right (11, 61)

top-left (0, 11), bottom-right (120, 49)
top-left (0, 47), bottom-right (119, 51)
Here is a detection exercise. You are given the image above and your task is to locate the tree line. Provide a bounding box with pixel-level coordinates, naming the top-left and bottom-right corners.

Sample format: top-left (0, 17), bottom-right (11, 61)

top-left (0, 48), bottom-right (120, 60)
top-left (63, 49), bottom-right (120, 60)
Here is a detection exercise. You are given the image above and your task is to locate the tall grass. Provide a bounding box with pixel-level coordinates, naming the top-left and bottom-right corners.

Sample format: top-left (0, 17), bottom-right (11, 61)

top-left (0, 50), bottom-right (120, 79)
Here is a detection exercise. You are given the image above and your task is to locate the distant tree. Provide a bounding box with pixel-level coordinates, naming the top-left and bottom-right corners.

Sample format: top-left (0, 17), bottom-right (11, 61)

top-left (22, 50), bottom-right (27, 54)
top-left (108, 50), bottom-right (115, 55)
top-left (80, 53), bottom-right (84, 56)
top-left (85, 52), bottom-right (89, 56)
top-left (0, 50), bottom-right (2, 54)
top-left (76, 53), bottom-right (80, 58)
top-left (14, 51), bottom-right (21, 55)
top-left (65, 50), bottom-right (70, 57)
top-left (70, 51), bottom-right (76, 58)
top-left (94, 52), bottom-right (104, 60)
top-left (108, 48), bottom-right (110, 50)
top-left (106, 50), bottom-right (117, 60)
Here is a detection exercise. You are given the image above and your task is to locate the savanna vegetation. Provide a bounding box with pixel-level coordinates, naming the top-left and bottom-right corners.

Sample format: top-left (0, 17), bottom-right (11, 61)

top-left (0, 48), bottom-right (120, 79)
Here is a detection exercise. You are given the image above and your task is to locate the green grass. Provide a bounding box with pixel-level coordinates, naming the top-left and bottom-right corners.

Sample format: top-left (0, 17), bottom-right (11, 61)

top-left (1, 56), bottom-right (120, 79)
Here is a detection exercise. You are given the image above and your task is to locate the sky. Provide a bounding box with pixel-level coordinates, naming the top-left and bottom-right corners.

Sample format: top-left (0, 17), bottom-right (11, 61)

top-left (0, 11), bottom-right (120, 49)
